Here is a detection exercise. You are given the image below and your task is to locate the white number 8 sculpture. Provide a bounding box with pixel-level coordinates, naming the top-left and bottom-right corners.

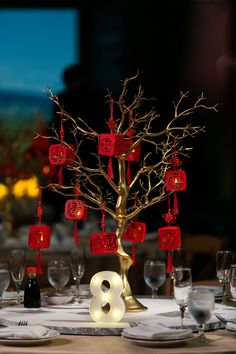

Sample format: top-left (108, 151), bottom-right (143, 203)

top-left (89, 271), bottom-right (125, 323)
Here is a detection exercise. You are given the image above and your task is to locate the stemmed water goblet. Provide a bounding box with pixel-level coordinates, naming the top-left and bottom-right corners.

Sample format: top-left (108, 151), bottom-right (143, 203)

top-left (144, 260), bottom-right (166, 298)
top-left (9, 249), bottom-right (25, 304)
top-left (216, 250), bottom-right (232, 304)
top-left (47, 259), bottom-right (70, 294)
top-left (0, 263), bottom-right (10, 308)
top-left (70, 246), bottom-right (85, 303)
top-left (169, 248), bottom-right (185, 294)
top-left (188, 288), bottom-right (215, 343)
top-left (173, 267), bottom-right (192, 328)
top-left (230, 264), bottom-right (236, 299)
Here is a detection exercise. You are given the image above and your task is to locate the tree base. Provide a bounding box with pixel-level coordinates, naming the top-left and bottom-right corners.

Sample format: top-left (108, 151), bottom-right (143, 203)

top-left (123, 295), bottom-right (148, 312)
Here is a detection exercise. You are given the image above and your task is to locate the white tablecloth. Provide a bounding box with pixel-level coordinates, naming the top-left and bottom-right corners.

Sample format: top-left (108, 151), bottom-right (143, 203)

top-left (0, 297), bottom-right (233, 334)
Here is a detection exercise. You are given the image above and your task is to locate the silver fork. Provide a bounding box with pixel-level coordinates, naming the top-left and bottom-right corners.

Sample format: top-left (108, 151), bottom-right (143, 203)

top-left (18, 321), bottom-right (27, 326)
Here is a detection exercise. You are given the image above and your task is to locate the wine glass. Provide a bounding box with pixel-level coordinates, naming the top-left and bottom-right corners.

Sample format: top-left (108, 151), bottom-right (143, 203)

top-left (0, 263), bottom-right (10, 308)
top-left (173, 267), bottom-right (192, 328)
top-left (216, 250), bottom-right (232, 304)
top-left (9, 249), bottom-right (25, 304)
top-left (144, 260), bottom-right (166, 298)
top-left (230, 264), bottom-right (236, 299)
top-left (47, 259), bottom-right (70, 294)
top-left (188, 288), bottom-right (215, 343)
top-left (70, 246), bottom-right (85, 303)
top-left (169, 248), bottom-right (185, 293)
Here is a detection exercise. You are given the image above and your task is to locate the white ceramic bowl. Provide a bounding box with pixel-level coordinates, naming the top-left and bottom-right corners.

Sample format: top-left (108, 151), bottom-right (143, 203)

top-left (43, 293), bottom-right (74, 306)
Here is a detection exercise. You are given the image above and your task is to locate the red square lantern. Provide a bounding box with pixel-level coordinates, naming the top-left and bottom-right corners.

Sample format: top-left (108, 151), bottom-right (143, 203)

top-left (164, 170), bottom-right (187, 192)
top-left (90, 232), bottom-right (118, 255)
top-left (103, 232), bottom-right (118, 253)
top-left (65, 199), bottom-right (88, 221)
top-left (98, 133), bottom-right (124, 156)
top-left (90, 233), bottom-right (104, 255)
top-left (28, 225), bottom-right (51, 249)
top-left (158, 226), bottom-right (181, 250)
top-left (49, 144), bottom-right (75, 165)
top-left (124, 140), bottom-right (141, 162)
top-left (124, 222), bottom-right (146, 242)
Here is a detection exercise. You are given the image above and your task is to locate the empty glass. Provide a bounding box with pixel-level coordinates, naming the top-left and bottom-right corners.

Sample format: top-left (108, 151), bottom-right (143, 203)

top-left (144, 260), bottom-right (166, 298)
top-left (188, 288), bottom-right (215, 343)
top-left (230, 264), bottom-right (236, 299)
top-left (70, 246), bottom-right (85, 303)
top-left (169, 248), bottom-right (185, 294)
top-left (9, 249), bottom-right (25, 304)
top-left (216, 250), bottom-right (232, 304)
top-left (0, 263), bottom-right (10, 308)
top-left (174, 267), bottom-right (192, 328)
top-left (47, 259), bottom-right (70, 294)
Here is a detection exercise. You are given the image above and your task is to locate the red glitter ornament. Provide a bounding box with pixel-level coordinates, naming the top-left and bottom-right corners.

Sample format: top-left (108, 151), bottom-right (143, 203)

top-left (28, 225), bottom-right (51, 249)
top-left (164, 170), bottom-right (187, 192)
top-left (98, 133), bottom-right (124, 157)
top-left (124, 221), bottom-right (146, 242)
top-left (124, 140), bottom-right (141, 162)
top-left (28, 189), bottom-right (51, 274)
top-left (65, 199), bottom-right (88, 221)
top-left (158, 226), bottom-right (181, 250)
top-left (90, 232), bottom-right (118, 255)
top-left (49, 144), bottom-right (75, 165)
top-left (90, 208), bottom-right (118, 254)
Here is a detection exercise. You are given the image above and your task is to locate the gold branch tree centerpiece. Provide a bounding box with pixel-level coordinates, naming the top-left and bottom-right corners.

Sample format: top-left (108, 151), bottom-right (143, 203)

top-left (44, 73), bottom-right (217, 312)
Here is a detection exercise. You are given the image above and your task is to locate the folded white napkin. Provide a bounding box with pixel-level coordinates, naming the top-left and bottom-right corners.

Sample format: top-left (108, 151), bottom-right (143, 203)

top-left (0, 325), bottom-right (50, 339)
top-left (3, 291), bottom-right (24, 300)
top-left (70, 284), bottom-right (91, 296)
top-left (122, 324), bottom-right (193, 341)
top-left (226, 322), bottom-right (236, 332)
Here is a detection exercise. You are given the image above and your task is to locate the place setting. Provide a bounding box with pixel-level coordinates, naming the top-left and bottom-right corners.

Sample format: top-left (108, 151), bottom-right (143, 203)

top-left (0, 323), bottom-right (60, 347)
top-left (121, 261), bottom-right (227, 348)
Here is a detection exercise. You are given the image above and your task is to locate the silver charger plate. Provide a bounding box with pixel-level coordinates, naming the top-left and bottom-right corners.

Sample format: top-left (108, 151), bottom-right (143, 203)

top-left (122, 335), bottom-right (195, 347)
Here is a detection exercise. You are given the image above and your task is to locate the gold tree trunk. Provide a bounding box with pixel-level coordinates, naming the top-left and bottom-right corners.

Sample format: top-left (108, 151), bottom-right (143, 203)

top-left (116, 158), bottom-right (147, 312)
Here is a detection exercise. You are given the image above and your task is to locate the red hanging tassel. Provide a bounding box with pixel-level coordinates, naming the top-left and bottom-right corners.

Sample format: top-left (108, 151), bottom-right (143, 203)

top-left (36, 249), bottom-right (43, 275)
top-left (108, 156), bottom-right (114, 179)
top-left (58, 166), bottom-right (63, 185)
top-left (37, 189), bottom-right (43, 275)
top-left (167, 250), bottom-right (173, 273)
top-left (172, 192), bottom-right (179, 216)
top-left (132, 243), bottom-right (136, 266)
top-left (127, 161), bottom-right (131, 185)
top-left (74, 220), bottom-right (79, 244)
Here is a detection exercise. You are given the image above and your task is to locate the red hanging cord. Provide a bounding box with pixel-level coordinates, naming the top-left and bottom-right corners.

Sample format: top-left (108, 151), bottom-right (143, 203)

top-left (107, 98), bottom-right (116, 179)
top-left (127, 161), bottom-right (131, 185)
top-left (57, 111), bottom-right (65, 185)
top-left (73, 178), bottom-right (80, 244)
top-left (132, 243), bottom-right (136, 266)
top-left (37, 188), bottom-right (43, 274)
top-left (60, 111), bottom-right (64, 142)
top-left (172, 137), bottom-right (179, 215)
top-left (37, 188), bottom-right (43, 224)
top-left (173, 192), bottom-right (179, 216)
top-left (73, 221), bottom-right (79, 244)
top-left (167, 250), bottom-right (173, 273)
top-left (108, 98), bottom-right (116, 132)
top-left (101, 207), bottom-right (105, 233)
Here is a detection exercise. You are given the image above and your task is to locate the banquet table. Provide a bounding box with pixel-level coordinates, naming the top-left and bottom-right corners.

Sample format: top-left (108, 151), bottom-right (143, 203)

top-left (0, 296), bottom-right (236, 354)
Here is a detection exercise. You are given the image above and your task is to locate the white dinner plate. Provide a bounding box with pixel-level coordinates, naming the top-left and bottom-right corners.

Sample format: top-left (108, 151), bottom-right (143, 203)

top-left (0, 329), bottom-right (60, 346)
top-left (122, 335), bottom-right (195, 347)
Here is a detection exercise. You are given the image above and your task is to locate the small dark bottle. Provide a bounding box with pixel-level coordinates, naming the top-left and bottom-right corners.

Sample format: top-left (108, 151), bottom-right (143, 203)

top-left (24, 266), bottom-right (41, 308)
